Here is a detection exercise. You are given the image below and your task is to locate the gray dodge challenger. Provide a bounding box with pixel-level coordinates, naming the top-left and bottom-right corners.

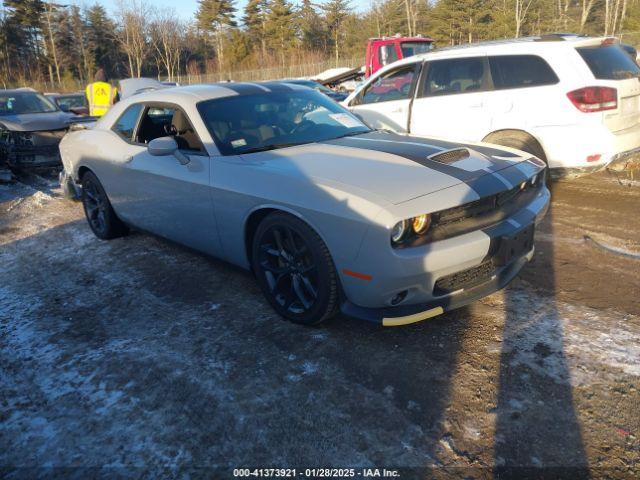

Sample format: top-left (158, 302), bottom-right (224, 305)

top-left (59, 82), bottom-right (550, 326)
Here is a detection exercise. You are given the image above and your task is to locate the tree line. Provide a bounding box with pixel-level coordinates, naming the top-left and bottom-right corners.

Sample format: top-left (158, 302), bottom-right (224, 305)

top-left (1, 0), bottom-right (639, 91)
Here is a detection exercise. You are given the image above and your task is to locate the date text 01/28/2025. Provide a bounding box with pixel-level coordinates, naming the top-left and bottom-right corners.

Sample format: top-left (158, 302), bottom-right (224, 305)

top-left (233, 468), bottom-right (400, 477)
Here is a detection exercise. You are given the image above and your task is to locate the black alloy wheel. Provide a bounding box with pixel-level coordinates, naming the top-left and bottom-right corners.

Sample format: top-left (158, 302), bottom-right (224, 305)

top-left (252, 212), bottom-right (339, 325)
top-left (81, 171), bottom-right (127, 240)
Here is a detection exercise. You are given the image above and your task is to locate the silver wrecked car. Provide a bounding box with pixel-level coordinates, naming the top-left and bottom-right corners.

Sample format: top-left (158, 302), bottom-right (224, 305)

top-left (59, 82), bottom-right (550, 326)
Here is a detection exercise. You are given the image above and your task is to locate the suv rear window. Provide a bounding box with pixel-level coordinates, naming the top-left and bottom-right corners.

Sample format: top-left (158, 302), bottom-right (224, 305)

top-left (489, 55), bottom-right (559, 89)
top-left (576, 45), bottom-right (640, 80)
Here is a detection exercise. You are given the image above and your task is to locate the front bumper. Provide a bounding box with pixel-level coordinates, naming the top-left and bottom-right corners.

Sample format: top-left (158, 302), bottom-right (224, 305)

top-left (342, 247), bottom-right (534, 326)
top-left (59, 169), bottom-right (81, 199)
top-left (338, 185), bottom-right (550, 325)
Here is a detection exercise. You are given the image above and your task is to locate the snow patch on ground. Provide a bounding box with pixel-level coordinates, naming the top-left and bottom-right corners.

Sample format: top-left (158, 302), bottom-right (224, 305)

top-left (486, 289), bottom-right (640, 386)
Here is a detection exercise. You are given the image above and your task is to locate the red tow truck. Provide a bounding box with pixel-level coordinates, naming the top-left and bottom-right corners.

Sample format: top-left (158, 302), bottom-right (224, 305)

top-left (316, 35), bottom-right (435, 91)
top-left (365, 35), bottom-right (434, 77)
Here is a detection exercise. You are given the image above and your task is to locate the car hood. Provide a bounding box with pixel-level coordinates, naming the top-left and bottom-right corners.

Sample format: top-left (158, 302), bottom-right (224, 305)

top-left (243, 130), bottom-right (544, 205)
top-left (0, 111), bottom-right (77, 132)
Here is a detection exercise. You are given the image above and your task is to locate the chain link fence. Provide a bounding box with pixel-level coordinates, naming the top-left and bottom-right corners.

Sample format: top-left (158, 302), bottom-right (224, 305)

top-left (169, 58), bottom-right (363, 85)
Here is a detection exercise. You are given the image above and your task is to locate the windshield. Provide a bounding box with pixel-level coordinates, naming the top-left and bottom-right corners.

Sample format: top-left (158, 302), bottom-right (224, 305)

top-left (198, 89), bottom-right (371, 155)
top-left (55, 95), bottom-right (86, 109)
top-left (0, 92), bottom-right (58, 115)
top-left (401, 41), bottom-right (433, 58)
top-left (576, 44), bottom-right (640, 80)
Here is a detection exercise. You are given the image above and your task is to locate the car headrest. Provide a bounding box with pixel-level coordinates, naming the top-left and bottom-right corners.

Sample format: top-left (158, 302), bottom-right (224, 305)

top-left (171, 110), bottom-right (192, 134)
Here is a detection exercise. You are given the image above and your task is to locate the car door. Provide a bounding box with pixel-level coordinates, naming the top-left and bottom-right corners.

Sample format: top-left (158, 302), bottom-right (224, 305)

top-left (409, 56), bottom-right (490, 141)
top-left (108, 103), bottom-right (221, 256)
top-left (349, 63), bottom-right (420, 132)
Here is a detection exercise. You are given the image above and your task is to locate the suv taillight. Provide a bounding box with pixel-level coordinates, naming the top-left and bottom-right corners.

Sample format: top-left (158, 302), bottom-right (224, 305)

top-left (567, 86), bottom-right (618, 113)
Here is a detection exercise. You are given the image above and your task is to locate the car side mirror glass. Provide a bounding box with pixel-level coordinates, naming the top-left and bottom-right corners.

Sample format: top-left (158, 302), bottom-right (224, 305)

top-left (148, 136), bottom-right (178, 156)
top-left (59, 104), bottom-right (70, 112)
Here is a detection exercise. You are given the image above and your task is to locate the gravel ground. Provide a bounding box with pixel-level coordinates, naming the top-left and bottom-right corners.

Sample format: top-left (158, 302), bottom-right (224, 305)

top-left (0, 170), bottom-right (639, 479)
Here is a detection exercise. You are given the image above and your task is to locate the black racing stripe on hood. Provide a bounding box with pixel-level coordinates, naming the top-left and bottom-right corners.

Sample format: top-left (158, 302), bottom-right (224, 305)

top-left (497, 164), bottom-right (531, 189)
top-left (323, 132), bottom-right (519, 197)
top-left (347, 130), bottom-right (522, 159)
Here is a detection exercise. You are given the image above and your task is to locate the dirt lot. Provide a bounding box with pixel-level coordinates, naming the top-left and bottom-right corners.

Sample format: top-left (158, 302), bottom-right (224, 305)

top-left (1, 170), bottom-right (639, 478)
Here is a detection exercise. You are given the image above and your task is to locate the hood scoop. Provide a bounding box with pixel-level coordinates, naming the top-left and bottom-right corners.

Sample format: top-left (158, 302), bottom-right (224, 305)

top-left (429, 148), bottom-right (470, 164)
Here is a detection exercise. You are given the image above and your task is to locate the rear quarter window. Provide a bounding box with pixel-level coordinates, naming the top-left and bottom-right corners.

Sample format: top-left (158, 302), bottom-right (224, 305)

top-left (576, 44), bottom-right (640, 80)
top-left (489, 55), bottom-right (559, 89)
top-left (112, 104), bottom-right (143, 142)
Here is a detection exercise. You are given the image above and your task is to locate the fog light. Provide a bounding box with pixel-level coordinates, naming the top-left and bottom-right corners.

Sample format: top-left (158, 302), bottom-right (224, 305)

top-left (390, 290), bottom-right (408, 305)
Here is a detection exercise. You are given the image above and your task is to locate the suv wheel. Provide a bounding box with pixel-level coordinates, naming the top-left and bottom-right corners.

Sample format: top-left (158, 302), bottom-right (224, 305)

top-left (484, 130), bottom-right (547, 164)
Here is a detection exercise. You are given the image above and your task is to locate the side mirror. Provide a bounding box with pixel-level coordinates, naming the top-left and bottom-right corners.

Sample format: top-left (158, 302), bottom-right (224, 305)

top-left (148, 136), bottom-right (189, 165)
top-left (58, 103), bottom-right (70, 112)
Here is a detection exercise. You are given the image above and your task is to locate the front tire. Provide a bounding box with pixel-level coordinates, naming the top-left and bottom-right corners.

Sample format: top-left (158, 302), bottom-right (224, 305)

top-left (81, 171), bottom-right (128, 240)
top-left (251, 212), bottom-right (339, 325)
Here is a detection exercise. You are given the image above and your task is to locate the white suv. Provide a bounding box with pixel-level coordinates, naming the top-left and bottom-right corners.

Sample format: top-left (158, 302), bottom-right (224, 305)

top-left (345, 36), bottom-right (640, 176)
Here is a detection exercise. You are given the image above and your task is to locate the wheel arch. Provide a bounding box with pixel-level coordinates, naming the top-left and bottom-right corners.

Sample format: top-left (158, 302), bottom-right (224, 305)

top-left (481, 128), bottom-right (548, 162)
top-left (76, 165), bottom-right (92, 181)
top-left (243, 205), bottom-right (331, 267)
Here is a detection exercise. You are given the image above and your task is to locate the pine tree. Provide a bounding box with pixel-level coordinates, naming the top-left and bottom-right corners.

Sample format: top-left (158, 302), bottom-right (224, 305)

top-left (197, 0), bottom-right (237, 70)
top-left (264, 0), bottom-right (297, 66)
top-left (320, 0), bottom-right (351, 62)
top-left (298, 0), bottom-right (326, 51)
top-left (86, 4), bottom-right (121, 79)
top-left (243, 0), bottom-right (268, 56)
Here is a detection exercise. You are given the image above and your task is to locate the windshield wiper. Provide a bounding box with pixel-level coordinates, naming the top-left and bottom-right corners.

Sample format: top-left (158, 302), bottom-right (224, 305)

top-left (334, 130), bottom-right (370, 139)
top-left (240, 142), bottom-right (308, 154)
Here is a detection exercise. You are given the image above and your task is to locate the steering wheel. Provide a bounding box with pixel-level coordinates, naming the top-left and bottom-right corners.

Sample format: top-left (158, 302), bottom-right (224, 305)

top-left (164, 124), bottom-right (178, 136)
top-left (291, 120), bottom-right (315, 135)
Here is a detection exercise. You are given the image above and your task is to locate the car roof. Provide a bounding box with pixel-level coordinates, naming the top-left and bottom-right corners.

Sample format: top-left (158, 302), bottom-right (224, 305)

top-left (0, 89), bottom-right (41, 94)
top-left (119, 81), bottom-right (311, 105)
top-left (370, 34), bottom-right (614, 73)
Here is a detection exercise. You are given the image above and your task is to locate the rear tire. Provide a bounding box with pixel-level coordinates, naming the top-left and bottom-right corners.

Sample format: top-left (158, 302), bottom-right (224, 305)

top-left (251, 212), bottom-right (339, 326)
top-left (81, 171), bottom-right (128, 240)
top-left (483, 130), bottom-right (547, 164)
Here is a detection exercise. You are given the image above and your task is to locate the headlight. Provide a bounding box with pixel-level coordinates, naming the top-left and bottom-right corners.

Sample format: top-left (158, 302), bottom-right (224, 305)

top-left (391, 219), bottom-right (408, 244)
top-left (530, 172), bottom-right (539, 186)
top-left (412, 214), bottom-right (431, 234)
top-left (391, 214), bottom-right (432, 246)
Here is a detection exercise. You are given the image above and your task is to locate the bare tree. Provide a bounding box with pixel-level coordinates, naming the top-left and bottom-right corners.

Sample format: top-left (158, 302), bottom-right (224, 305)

top-left (43, 1), bottom-right (63, 85)
top-left (580, 0), bottom-right (597, 31)
top-left (149, 9), bottom-right (184, 81)
top-left (116, 0), bottom-right (150, 78)
top-left (514, 0), bottom-right (535, 37)
top-left (604, 0), bottom-right (629, 35)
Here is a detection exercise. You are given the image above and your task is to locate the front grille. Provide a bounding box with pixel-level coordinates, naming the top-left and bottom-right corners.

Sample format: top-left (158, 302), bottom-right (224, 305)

top-left (434, 260), bottom-right (496, 295)
top-left (430, 148), bottom-right (470, 164)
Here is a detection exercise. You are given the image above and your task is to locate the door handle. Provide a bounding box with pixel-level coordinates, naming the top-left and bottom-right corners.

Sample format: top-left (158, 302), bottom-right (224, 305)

top-left (391, 107), bottom-right (405, 113)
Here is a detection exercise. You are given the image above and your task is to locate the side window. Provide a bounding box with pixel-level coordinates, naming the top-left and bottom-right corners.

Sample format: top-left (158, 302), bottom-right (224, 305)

top-left (421, 57), bottom-right (486, 97)
top-left (360, 65), bottom-right (417, 105)
top-left (112, 104), bottom-right (143, 141)
top-left (378, 45), bottom-right (399, 67)
top-left (136, 105), bottom-right (204, 152)
top-left (489, 55), bottom-right (559, 89)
